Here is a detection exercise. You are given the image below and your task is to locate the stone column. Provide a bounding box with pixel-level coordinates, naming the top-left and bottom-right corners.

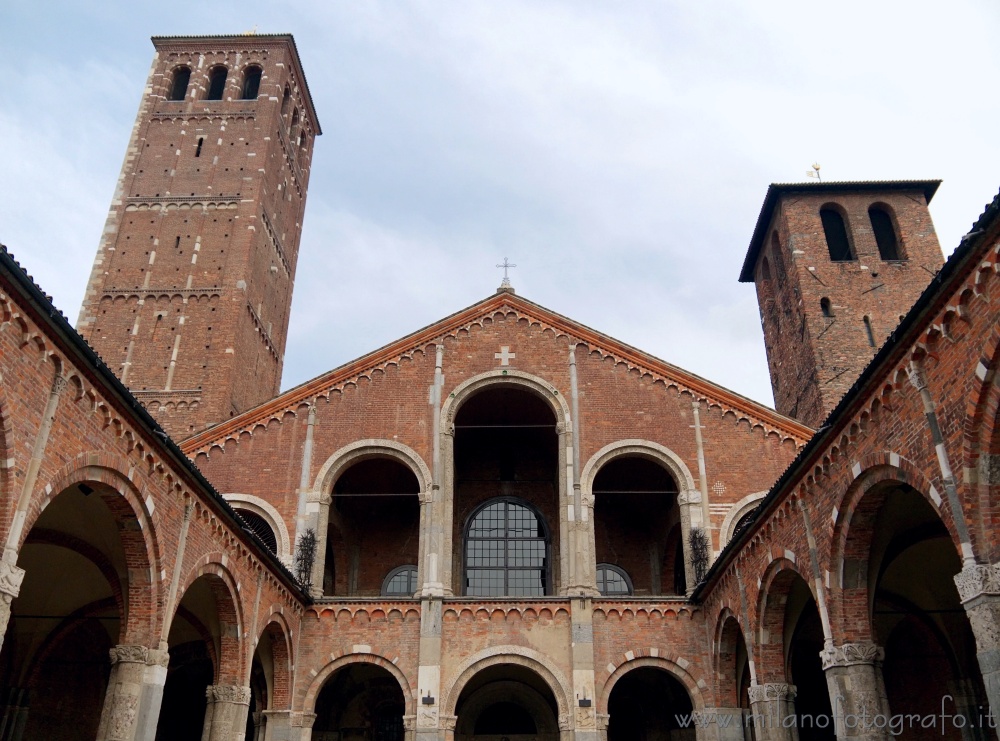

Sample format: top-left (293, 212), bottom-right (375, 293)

top-left (0, 562), bottom-right (25, 655)
top-left (96, 644), bottom-right (170, 741)
top-left (955, 563), bottom-right (1000, 729)
top-left (415, 598), bottom-right (444, 741)
top-left (747, 683), bottom-right (798, 741)
top-left (694, 708), bottom-right (748, 741)
top-left (202, 685), bottom-right (251, 741)
top-left (820, 642), bottom-right (889, 740)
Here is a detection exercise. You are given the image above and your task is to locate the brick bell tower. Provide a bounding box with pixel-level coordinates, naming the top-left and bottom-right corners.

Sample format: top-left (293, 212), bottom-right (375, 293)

top-left (78, 34), bottom-right (320, 438)
top-left (740, 181), bottom-right (944, 428)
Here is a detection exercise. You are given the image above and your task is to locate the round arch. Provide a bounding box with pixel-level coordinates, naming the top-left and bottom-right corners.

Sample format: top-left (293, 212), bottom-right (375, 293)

top-left (442, 646), bottom-right (572, 727)
top-left (455, 680), bottom-right (559, 736)
top-left (598, 656), bottom-right (705, 715)
top-left (580, 440), bottom-right (697, 498)
top-left (719, 491), bottom-right (768, 548)
top-left (753, 555), bottom-right (817, 686)
top-left (223, 493), bottom-right (292, 562)
top-left (441, 369), bottom-right (571, 430)
top-left (172, 558), bottom-right (246, 685)
top-left (250, 614), bottom-right (294, 710)
top-left (29, 458), bottom-right (161, 646)
top-left (301, 652), bottom-right (415, 715)
top-left (312, 439), bottom-right (431, 497)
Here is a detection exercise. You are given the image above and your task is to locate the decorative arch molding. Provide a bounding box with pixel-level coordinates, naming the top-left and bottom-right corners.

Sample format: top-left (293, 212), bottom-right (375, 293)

top-left (223, 493), bottom-right (292, 562)
top-left (581, 439), bottom-right (697, 502)
top-left (598, 655), bottom-right (707, 715)
top-left (301, 652), bottom-right (414, 714)
top-left (312, 439), bottom-right (431, 497)
top-left (441, 645), bottom-right (573, 729)
top-left (440, 369), bottom-right (571, 430)
top-left (718, 491), bottom-right (769, 548)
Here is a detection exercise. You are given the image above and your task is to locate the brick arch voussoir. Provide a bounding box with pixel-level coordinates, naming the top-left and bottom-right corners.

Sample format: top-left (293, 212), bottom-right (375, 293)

top-left (300, 652), bottom-right (414, 715)
top-left (28, 456), bottom-right (161, 647)
top-left (175, 556), bottom-right (247, 685)
top-left (598, 655), bottom-right (708, 715)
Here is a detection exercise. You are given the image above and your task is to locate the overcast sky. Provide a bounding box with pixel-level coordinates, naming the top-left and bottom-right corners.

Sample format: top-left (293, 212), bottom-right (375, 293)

top-left (2, 1), bottom-right (998, 408)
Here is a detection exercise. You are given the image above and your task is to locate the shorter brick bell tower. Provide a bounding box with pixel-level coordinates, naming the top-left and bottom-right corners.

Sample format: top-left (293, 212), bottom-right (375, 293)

top-left (78, 34), bottom-right (320, 438)
top-left (740, 181), bottom-right (944, 427)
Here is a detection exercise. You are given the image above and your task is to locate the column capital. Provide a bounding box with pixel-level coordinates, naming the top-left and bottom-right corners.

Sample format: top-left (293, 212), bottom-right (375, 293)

top-left (748, 682), bottom-right (796, 703)
top-left (954, 562), bottom-right (1000, 603)
top-left (439, 714), bottom-right (457, 731)
top-left (0, 561), bottom-right (25, 600)
top-left (109, 644), bottom-right (170, 667)
top-left (820, 641), bottom-right (885, 670)
top-left (206, 684), bottom-right (251, 704)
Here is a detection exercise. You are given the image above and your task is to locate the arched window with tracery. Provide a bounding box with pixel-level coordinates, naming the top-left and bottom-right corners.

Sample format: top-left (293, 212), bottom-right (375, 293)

top-left (169, 67), bottom-right (191, 101)
top-left (596, 564), bottom-right (633, 596)
top-left (465, 498), bottom-right (549, 597)
top-left (206, 66), bottom-right (228, 100)
top-left (241, 65), bottom-right (262, 100)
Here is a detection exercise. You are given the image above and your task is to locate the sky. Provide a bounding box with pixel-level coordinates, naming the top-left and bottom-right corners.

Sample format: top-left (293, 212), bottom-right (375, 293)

top-left (1, 1), bottom-right (998, 408)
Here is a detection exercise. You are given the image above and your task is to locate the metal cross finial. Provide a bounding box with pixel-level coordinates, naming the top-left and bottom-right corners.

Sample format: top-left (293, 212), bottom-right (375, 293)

top-left (496, 257), bottom-right (517, 291)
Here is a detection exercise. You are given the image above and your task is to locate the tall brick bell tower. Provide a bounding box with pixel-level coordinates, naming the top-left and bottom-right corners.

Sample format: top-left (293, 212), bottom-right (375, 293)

top-left (740, 181), bottom-right (944, 428)
top-left (78, 34), bottom-right (319, 438)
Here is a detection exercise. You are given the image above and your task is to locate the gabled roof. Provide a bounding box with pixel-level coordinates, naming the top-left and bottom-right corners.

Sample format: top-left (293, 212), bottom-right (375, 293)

top-left (180, 290), bottom-right (813, 454)
top-left (738, 180), bottom-right (941, 282)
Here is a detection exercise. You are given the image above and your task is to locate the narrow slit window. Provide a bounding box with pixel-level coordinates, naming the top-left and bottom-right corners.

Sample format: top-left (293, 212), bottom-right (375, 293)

top-left (241, 66), bottom-right (262, 100)
top-left (207, 66), bottom-right (228, 100)
top-left (869, 206), bottom-right (902, 260)
top-left (281, 85), bottom-right (291, 115)
top-left (195, 137), bottom-right (204, 157)
top-left (821, 207), bottom-right (854, 262)
top-left (863, 316), bottom-right (876, 347)
top-left (821, 298), bottom-right (833, 317)
top-left (169, 67), bottom-right (191, 101)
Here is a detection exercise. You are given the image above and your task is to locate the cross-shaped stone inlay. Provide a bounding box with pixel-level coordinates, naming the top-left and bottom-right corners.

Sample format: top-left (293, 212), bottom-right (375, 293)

top-left (495, 346), bottom-right (516, 366)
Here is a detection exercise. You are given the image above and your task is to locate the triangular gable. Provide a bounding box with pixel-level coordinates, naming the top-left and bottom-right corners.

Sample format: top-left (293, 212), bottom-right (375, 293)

top-left (180, 291), bottom-right (813, 455)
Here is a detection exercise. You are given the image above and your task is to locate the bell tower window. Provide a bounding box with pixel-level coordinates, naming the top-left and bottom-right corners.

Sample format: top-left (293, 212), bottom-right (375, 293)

top-left (168, 67), bottom-right (190, 101)
top-left (241, 65), bottom-right (262, 100)
top-left (207, 66), bottom-right (228, 100)
top-left (821, 206), bottom-right (854, 262)
top-left (869, 205), bottom-right (902, 260)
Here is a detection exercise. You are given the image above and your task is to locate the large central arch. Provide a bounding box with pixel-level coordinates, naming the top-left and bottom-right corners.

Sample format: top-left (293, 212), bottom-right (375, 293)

top-left (440, 370), bottom-right (572, 596)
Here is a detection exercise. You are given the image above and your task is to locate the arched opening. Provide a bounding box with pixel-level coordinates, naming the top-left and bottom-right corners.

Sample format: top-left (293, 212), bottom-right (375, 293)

top-left (455, 663), bottom-right (559, 740)
top-left (593, 456), bottom-right (683, 596)
top-left (820, 297), bottom-right (834, 318)
top-left (821, 206), bottom-right (854, 262)
top-left (206, 66), bottom-right (228, 101)
top-left (157, 572), bottom-right (241, 740)
top-left (169, 67), bottom-right (191, 101)
top-left (281, 86), bottom-right (291, 116)
top-left (453, 386), bottom-right (558, 596)
top-left (607, 666), bottom-right (695, 740)
top-left (0, 482), bottom-right (137, 738)
top-left (854, 484), bottom-right (986, 737)
top-left (717, 617), bottom-right (752, 723)
top-left (241, 65), bottom-right (262, 100)
top-left (234, 507), bottom-right (278, 554)
top-left (312, 663), bottom-right (405, 741)
top-left (246, 621), bottom-right (290, 741)
top-left (759, 568), bottom-right (833, 739)
top-left (869, 205), bottom-right (902, 261)
top-left (382, 565), bottom-right (418, 597)
top-left (325, 457), bottom-right (420, 597)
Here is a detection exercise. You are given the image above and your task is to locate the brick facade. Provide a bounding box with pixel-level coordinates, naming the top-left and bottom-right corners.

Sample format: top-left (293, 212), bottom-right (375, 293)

top-left (5, 30), bottom-right (1000, 741)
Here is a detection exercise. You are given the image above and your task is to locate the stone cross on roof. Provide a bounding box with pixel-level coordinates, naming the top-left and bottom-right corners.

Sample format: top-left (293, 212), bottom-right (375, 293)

top-left (496, 257), bottom-right (517, 294)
